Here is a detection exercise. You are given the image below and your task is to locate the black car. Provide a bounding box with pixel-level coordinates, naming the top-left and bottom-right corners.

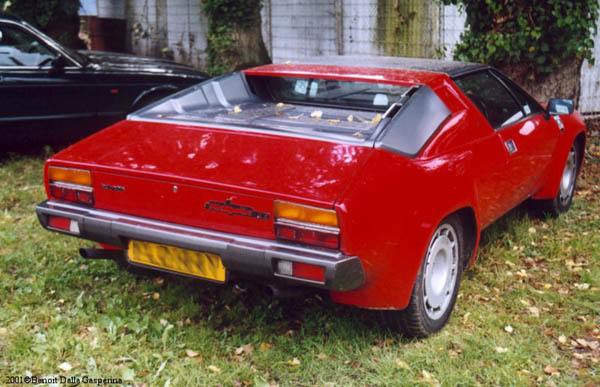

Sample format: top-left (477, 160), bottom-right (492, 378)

top-left (0, 13), bottom-right (207, 148)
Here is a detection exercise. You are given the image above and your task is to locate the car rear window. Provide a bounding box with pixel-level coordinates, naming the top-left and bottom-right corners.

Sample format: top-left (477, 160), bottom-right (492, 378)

top-left (133, 72), bottom-right (410, 142)
top-left (251, 76), bottom-right (408, 111)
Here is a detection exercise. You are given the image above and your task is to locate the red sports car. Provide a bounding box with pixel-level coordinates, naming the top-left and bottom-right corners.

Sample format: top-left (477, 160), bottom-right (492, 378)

top-left (36, 57), bottom-right (586, 337)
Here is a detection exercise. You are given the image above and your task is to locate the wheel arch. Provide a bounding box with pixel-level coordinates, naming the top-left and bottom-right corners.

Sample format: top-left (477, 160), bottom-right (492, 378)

top-left (450, 206), bottom-right (479, 269)
top-left (533, 121), bottom-right (586, 200)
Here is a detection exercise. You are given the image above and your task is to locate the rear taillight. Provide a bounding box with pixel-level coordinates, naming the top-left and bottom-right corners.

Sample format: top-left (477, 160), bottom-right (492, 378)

top-left (273, 201), bottom-right (339, 249)
top-left (48, 166), bottom-right (94, 205)
top-left (275, 260), bottom-right (326, 282)
top-left (48, 215), bottom-right (80, 234)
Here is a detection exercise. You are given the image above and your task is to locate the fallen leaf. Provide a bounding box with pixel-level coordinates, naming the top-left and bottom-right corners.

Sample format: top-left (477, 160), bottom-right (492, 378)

top-left (421, 370), bottom-right (441, 386)
top-left (185, 318), bottom-right (192, 325)
top-left (495, 346), bottom-right (508, 353)
top-left (463, 312), bottom-right (471, 324)
top-left (528, 227), bottom-right (536, 234)
top-left (317, 353), bottom-right (328, 360)
top-left (208, 365), bottom-right (221, 373)
top-left (186, 349), bottom-right (199, 358)
top-left (288, 114), bottom-right (303, 119)
top-left (527, 306), bottom-right (540, 317)
top-left (160, 319), bottom-right (168, 327)
top-left (574, 283), bottom-right (590, 290)
top-left (558, 335), bottom-right (567, 344)
top-left (58, 362), bottom-right (73, 372)
top-left (235, 343), bottom-right (254, 356)
top-left (353, 132), bottom-right (363, 138)
top-left (259, 342), bottom-right (273, 351)
top-left (504, 326), bottom-right (514, 333)
top-left (310, 110), bottom-right (323, 119)
top-left (233, 105), bottom-right (242, 113)
top-left (152, 292), bottom-right (160, 300)
top-left (395, 358), bottom-right (410, 369)
top-left (154, 277), bottom-right (164, 286)
top-left (0, 327), bottom-right (7, 336)
top-left (543, 364), bottom-right (559, 375)
top-left (276, 102), bottom-right (285, 107)
top-left (286, 358), bottom-right (301, 367)
top-left (371, 114), bottom-right (382, 124)
top-left (347, 114), bottom-right (354, 122)
top-left (327, 119), bottom-right (341, 124)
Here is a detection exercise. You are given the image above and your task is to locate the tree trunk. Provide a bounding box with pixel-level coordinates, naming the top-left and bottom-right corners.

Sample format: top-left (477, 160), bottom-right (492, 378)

top-left (498, 59), bottom-right (582, 108)
top-left (229, 8), bottom-right (271, 71)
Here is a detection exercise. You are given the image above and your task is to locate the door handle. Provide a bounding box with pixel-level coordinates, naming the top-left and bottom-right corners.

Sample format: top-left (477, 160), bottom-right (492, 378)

top-left (504, 139), bottom-right (517, 154)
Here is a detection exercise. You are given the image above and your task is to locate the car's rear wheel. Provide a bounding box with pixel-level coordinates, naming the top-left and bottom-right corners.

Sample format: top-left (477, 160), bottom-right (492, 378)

top-left (381, 214), bottom-right (465, 338)
top-left (537, 143), bottom-right (580, 216)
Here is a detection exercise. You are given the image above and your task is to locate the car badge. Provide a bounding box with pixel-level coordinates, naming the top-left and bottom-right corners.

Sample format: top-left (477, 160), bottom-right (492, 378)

top-left (100, 184), bottom-right (125, 192)
top-left (205, 199), bottom-right (270, 221)
top-left (504, 139), bottom-right (517, 154)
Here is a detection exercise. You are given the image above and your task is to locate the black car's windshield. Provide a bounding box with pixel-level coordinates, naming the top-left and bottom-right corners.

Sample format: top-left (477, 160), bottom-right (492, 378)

top-left (22, 21), bottom-right (89, 65)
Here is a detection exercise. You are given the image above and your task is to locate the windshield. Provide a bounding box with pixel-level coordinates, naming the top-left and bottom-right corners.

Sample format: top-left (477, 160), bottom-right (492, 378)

top-left (22, 21), bottom-right (88, 65)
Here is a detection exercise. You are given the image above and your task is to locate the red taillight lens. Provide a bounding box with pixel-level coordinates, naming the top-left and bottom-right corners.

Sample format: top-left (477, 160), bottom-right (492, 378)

top-left (48, 216), bottom-right (70, 230)
top-left (275, 223), bottom-right (339, 249)
top-left (49, 182), bottom-right (94, 205)
top-left (48, 216), bottom-right (80, 234)
top-left (47, 166), bottom-right (94, 205)
top-left (292, 261), bottom-right (325, 282)
top-left (275, 260), bottom-right (326, 282)
top-left (273, 201), bottom-right (340, 249)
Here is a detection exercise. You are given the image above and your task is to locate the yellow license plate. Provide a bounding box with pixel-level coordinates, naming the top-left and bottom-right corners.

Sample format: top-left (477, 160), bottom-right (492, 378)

top-left (127, 240), bottom-right (226, 283)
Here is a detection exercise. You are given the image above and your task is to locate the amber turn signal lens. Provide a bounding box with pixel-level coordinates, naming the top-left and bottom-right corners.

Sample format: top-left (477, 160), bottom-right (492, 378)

top-left (273, 200), bottom-right (338, 227)
top-left (48, 166), bottom-right (92, 186)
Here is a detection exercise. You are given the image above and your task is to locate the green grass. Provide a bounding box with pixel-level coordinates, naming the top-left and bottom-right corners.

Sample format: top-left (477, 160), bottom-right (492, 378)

top-left (0, 138), bottom-right (599, 386)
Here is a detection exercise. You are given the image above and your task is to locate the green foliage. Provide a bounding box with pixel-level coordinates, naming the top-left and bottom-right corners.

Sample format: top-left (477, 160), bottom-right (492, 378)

top-left (5, 0), bottom-right (81, 30)
top-left (442, 0), bottom-right (599, 78)
top-left (202, 0), bottom-right (262, 76)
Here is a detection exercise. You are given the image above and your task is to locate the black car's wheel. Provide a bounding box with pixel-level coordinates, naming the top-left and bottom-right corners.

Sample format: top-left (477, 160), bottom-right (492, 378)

top-left (537, 143), bottom-right (580, 217)
top-left (381, 214), bottom-right (465, 338)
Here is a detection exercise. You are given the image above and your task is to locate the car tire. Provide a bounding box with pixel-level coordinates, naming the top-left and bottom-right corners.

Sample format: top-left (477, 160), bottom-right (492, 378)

top-left (381, 214), bottom-right (465, 338)
top-left (536, 143), bottom-right (580, 217)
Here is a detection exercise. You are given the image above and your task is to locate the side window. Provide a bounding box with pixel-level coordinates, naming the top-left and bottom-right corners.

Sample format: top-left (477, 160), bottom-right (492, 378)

top-left (0, 24), bottom-right (57, 67)
top-left (454, 71), bottom-right (524, 129)
top-left (493, 72), bottom-right (544, 116)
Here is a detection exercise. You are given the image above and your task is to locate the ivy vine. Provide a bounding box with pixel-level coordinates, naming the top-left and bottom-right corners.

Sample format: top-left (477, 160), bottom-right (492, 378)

top-left (202, 0), bottom-right (263, 75)
top-left (441, 0), bottom-right (599, 79)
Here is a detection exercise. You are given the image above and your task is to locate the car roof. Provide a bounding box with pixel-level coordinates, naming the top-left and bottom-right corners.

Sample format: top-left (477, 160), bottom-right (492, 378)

top-left (0, 12), bottom-right (25, 23)
top-left (290, 56), bottom-right (488, 77)
top-left (245, 56), bottom-right (488, 87)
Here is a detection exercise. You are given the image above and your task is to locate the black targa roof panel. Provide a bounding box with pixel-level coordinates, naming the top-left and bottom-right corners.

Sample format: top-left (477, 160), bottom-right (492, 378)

top-left (289, 56), bottom-right (487, 77)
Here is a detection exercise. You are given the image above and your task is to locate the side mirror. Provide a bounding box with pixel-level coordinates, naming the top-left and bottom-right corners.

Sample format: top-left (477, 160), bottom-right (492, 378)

top-left (547, 98), bottom-right (574, 115)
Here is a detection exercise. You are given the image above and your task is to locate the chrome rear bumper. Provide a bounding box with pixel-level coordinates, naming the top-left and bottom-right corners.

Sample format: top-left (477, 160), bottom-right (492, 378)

top-left (36, 200), bottom-right (364, 291)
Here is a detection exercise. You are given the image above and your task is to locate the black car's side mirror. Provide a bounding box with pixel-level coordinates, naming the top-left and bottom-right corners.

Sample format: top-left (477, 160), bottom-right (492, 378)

top-left (547, 98), bottom-right (574, 115)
